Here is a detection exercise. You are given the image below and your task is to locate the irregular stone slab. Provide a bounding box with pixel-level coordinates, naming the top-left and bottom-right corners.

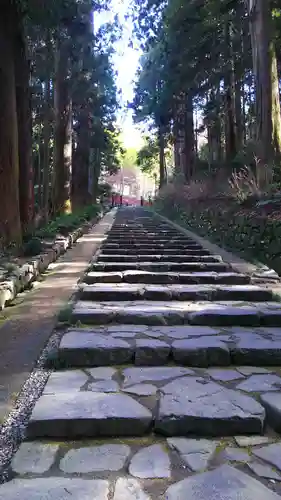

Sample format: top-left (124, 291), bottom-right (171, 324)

top-left (165, 464), bottom-right (281, 500)
top-left (123, 270), bottom-right (175, 284)
top-left (252, 443), bottom-right (281, 471)
top-left (143, 285), bottom-right (172, 300)
top-left (123, 367), bottom-right (193, 386)
top-left (88, 380), bottom-right (119, 392)
top-left (0, 478), bottom-right (109, 500)
top-left (237, 374), bottom-right (281, 393)
top-left (232, 339), bottom-right (281, 365)
top-left (163, 325), bottom-right (221, 339)
top-left (110, 325), bottom-right (148, 338)
top-left (113, 478), bottom-right (150, 500)
top-left (88, 367), bottom-right (117, 379)
top-left (123, 384), bottom-right (157, 396)
top-left (115, 308), bottom-right (184, 326)
top-left (59, 332), bottom-right (133, 366)
top-left (43, 370), bottom-right (88, 394)
top-left (60, 444), bottom-right (130, 473)
top-left (247, 461), bottom-right (281, 480)
top-left (260, 393), bottom-right (281, 432)
top-left (234, 436), bottom-right (271, 447)
top-left (206, 369), bottom-right (244, 382)
top-left (221, 446), bottom-right (250, 462)
top-left (156, 377), bottom-right (265, 436)
top-left (71, 302), bottom-right (115, 324)
top-left (172, 337), bottom-right (230, 367)
top-left (12, 442), bottom-right (59, 474)
top-left (28, 392), bottom-right (152, 438)
top-left (135, 339), bottom-right (170, 365)
top-left (214, 285), bottom-right (273, 302)
top-left (237, 366), bottom-right (271, 375)
top-left (129, 444), bottom-right (170, 478)
top-left (260, 307), bottom-right (281, 326)
top-left (167, 284), bottom-right (215, 300)
top-left (167, 438), bottom-right (217, 471)
top-left (84, 271), bottom-right (123, 284)
top-left (80, 284), bottom-right (144, 301)
top-left (188, 305), bottom-right (260, 326)
top-left (182, 272), bottom-right (250, 285)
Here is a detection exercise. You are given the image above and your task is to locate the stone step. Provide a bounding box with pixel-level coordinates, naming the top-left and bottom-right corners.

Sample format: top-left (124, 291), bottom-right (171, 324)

top-left (90, 262), bottom-right (230, 273)
top-left (26, 367), bottom-right (267, 438)
top-left (78, 283), bottom-right (274, 302)
top-left (101, 248), bottom-right (211, 256)
top-left (83, 271), bottom-right (251, 285)
top-left (70, 300), bottom-right (281, 327)
top-left (49, 326), bottom-right (281, 368)
top-left (105, 238), bottom-right (198, 245)
top-left (97, 254), bottom-right (223, 263)
top-left (103, 243), bottom-right (203, 250)
top-left (108, 231), bottom-right (181, 237)
top-left (6, 437), bottom-right (281, 499)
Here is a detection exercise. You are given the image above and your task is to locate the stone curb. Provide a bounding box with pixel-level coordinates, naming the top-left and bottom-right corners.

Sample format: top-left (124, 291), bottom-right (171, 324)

top-left (154, 210), bottom-right (280, 282)
top-left (0, 213), bottom-right (104, 311)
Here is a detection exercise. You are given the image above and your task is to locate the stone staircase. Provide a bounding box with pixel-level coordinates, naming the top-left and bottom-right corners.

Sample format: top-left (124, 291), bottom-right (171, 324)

top-left (3, 207), bottom-right (281, 499)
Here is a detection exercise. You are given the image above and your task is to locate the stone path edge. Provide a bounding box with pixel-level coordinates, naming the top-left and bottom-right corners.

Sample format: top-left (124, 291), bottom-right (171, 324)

top-left (153, 209), bottom-right (280, 280)
top-left (0, 209), bottom-right (117, 481)
top-left (0, 212), bottom-right (106, 312)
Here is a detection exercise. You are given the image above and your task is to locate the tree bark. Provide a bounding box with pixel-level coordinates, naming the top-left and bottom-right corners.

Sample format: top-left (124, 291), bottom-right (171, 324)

top-left (233, 5), bottom-right (244, 151)
top-left (72, 109), bottom-right (92, 209)
top-left (14, 14), bottom-right (34, 233)
top-left (158, 125), bottom-right (166, 188)
top-left (224, 20), bottom-right (237, 162)
top-left (53, 38), bottom-right (72, 215)
top-left (172, 100), bottom-right (184, 178)
top-left (184, 93), bottom-right (195, 181)
top-left (43, 33), bottom-right (52, 222)
top-left (245, 0), bottom-right (281, 169)
top-left (0, 3), bottom-right (22, 245)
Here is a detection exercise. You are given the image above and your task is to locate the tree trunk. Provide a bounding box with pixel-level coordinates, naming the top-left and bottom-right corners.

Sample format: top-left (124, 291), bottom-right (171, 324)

top-left (173, 94), bottom-right (186, 179)
top-left (43, 33), bottom-right (52, 222)
top-left (72, 110), bottom-right (91, 209)
top-left (172, 100), bottom-right (184, 179)
top-left (184, 94), bottom-right (195, 181)
top-left (245, 0), bottom-right (281, 169)
top-left (224, 20), bottom-right (237, 162)
top-left (53, 38), bottom-right (72, 215)
top-left (71, 8), bottom-right (93, 210)
top-left (233, 5), bottom-right (244, 151)
top-left (158, 125), bottom-right (166, 188)
top-left (14, 17), bottom-right (34, 233)
top-left (0, 3), bottom-right (22, 245)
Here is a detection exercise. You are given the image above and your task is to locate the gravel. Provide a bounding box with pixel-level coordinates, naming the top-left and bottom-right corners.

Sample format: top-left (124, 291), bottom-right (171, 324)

top-left (0, 328), bottom-right (64, 483)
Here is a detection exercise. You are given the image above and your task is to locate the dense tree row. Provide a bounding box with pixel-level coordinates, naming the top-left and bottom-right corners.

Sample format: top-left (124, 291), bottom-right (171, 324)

top-left (132, 0), bottom-right (281, 189)
top-left (0, 0), bottom-right (122, 245)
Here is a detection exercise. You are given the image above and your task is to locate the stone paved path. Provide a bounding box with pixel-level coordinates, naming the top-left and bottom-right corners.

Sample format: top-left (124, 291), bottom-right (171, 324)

top-left (2, 207), bottom-right (281, 498)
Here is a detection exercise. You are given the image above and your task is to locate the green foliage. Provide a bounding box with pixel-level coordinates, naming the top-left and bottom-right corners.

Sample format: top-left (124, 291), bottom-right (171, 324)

top-left (22, 237), bottom-right (43, 256)
top-left (137, 135), bottom-right (159, 176)
top-left (36, 205), bottom-right (99, 240)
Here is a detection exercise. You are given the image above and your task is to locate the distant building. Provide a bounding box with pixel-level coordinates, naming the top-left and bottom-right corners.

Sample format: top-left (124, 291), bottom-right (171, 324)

top-left (105, 167), bottom-right (140, 203)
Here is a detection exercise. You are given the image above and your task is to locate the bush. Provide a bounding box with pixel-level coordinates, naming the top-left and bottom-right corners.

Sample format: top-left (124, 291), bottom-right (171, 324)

top-left (22, 237), bottom-right (43, 257)
top-left (35, 205), bottom-right (99, 240)
top-left (20, 204), bottom-right (100, 257)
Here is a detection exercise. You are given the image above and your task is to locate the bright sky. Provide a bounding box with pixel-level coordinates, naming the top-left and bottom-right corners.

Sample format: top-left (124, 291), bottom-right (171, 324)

top-left (95, 0), bottom-right (143, 149)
